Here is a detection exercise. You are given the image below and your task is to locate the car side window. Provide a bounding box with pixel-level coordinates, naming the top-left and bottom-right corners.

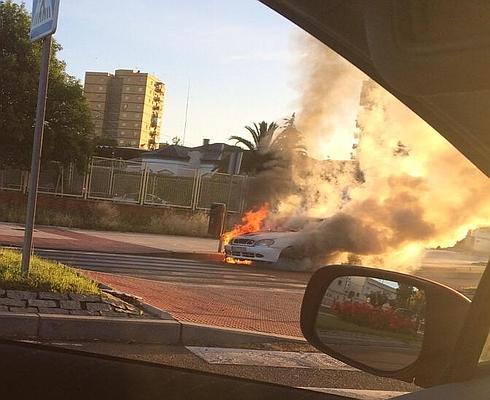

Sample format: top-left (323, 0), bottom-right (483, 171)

top-left (480, 331), bottom-right (490, 363)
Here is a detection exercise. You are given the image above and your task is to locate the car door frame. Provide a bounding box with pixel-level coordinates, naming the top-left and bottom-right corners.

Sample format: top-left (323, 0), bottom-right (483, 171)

top-left (448, 259), bottom-right (490, 382)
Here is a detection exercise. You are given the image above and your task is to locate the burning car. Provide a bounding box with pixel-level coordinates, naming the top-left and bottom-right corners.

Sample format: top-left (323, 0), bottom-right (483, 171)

top-left (224, 230), bottom-right (298, 264)
top-left (222, 204), bottom-right (323, 268)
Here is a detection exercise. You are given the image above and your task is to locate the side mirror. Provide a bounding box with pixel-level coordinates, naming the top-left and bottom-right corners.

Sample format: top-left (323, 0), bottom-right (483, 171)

top-left (301, 265), bottom-right (471, 387)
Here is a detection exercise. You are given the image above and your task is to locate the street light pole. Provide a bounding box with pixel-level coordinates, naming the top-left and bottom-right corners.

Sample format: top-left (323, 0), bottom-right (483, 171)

top-left (21, 35), bottom-right (53, 276)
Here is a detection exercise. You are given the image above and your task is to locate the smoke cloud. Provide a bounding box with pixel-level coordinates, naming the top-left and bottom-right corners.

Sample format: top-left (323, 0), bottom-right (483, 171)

top-left (275, 34), bottom-right (490, 271)
top-left (294, 34), bottom-right (363, 160)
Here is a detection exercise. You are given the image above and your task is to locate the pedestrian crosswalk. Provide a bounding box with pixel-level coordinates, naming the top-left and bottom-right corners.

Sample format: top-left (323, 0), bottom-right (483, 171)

top-left (33, 249), bottom-right (308, 292)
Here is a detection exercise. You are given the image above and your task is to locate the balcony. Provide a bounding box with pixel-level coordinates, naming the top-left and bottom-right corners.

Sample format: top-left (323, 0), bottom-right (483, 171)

top-left (150, 117), bottom-right (159, 127)
top-left (155, 82), bottom-right (164, 92)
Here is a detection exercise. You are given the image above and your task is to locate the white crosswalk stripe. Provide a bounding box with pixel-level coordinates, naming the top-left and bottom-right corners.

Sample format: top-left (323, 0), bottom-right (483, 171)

top-left (32, 249), bottom-right (308, 291)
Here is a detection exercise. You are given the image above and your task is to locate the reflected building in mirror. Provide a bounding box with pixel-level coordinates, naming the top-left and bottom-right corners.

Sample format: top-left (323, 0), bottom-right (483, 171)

top-left (322, 276), bottom-right (397, 307)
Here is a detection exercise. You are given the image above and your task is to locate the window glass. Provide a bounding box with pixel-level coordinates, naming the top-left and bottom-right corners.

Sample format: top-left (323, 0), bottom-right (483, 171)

top-left (2, 1), bottom-right (489, 395)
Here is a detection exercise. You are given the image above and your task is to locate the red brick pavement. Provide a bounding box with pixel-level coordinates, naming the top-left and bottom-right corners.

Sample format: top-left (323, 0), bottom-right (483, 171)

top-left (82, 271), bottom-right (304, 338)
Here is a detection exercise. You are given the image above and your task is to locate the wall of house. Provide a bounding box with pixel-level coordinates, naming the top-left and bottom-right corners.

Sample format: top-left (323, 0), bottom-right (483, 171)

top-left (142, 158), bottom-right (216, 176)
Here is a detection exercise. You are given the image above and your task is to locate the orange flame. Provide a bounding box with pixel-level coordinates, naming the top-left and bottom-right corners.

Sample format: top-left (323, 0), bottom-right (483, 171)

top-left (224, 256), bottom-right (252, 265)
top-left (221, 203), bottom-right (269, 245)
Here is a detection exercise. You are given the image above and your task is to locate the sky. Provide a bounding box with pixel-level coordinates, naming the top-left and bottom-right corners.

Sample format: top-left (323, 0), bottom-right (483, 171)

top-left (17, 0), bottom-right (358, 158)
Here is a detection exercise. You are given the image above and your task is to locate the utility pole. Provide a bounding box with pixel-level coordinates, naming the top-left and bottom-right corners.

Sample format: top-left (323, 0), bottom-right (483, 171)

top-left (182, 80), bottom-right (190, 145)
top-left (22, 0), bottom-right (60, 276)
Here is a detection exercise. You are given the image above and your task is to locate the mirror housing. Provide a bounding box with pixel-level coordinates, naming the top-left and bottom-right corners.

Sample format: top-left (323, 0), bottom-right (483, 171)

top-left (301, 265), bottom-right (471, 387)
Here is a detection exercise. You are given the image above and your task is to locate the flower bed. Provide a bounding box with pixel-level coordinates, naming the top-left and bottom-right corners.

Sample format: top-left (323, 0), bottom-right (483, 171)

top-left (331, 300), bottom-right (417, 335)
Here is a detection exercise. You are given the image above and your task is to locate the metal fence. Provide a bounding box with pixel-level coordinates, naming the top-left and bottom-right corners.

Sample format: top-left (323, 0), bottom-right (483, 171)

top-left (0, 157), bottom-right (249, 213)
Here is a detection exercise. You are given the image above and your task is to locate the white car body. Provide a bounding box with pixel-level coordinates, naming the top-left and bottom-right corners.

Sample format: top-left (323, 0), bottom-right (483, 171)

top-left (224, 231), bottom-right (299, 263)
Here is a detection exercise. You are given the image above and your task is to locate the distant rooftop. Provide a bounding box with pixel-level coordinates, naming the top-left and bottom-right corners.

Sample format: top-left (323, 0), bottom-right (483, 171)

top-left (142, 142), bottom-right (241, 162)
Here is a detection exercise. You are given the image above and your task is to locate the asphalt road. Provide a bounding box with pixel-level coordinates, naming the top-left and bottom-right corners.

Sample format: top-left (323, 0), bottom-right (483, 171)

top-left (29, 249), bottom-right (421, 398)
top-left (35, 248), bottom-right (488, 292)
top-left (41, 340), bottom-right (417, 399)
top-left (28, 248), bottom-right (486, 399)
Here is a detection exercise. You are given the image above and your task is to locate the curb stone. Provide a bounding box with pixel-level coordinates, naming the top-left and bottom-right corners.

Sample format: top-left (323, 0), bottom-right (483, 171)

top-left (101, 288), bottom-right (174, 320)
top-left (101, 288), bottom-right (306, 346)
top-left (180, 322), bottom-right (307, 347)
top-left (0, 312), bottom-right (180, 344)
top-left (0, 310), bottom-right (306, 346)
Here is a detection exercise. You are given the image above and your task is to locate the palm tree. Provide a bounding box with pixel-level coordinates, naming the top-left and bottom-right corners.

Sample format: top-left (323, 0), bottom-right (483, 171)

top-left (268, 113), bottom-right (308, 156)
top-left (229, 121), bottom-right (278, 153)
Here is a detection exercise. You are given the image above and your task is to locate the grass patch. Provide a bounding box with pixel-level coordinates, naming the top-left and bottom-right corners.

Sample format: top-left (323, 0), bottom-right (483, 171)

top-left (0, 249), bottom-right (101, 295)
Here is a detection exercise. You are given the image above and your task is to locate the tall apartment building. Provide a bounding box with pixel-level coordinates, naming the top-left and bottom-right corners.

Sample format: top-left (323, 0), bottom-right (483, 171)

top-left (83, 69), bottom-right (165, 149)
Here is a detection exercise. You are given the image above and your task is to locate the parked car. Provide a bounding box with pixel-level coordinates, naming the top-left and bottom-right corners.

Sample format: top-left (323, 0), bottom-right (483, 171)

top-left (144, 193), bottom-right (167, 205)
top-left (112, 193), bottom-right (139, 203)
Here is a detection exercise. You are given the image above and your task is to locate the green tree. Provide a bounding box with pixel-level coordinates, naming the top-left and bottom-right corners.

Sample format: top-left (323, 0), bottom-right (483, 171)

top-left (268, 113), bottom-right (307, 156)
top-left (396, 284), bottom-right (415, 309)
top-left (225, 121), bottom-right (279, 175)
top-left (0, 1), bottom-right (94, 170)
top-left (229, 121), bottom-right (278, 152)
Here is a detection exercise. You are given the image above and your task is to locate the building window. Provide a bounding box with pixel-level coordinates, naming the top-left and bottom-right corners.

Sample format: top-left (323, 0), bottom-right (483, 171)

top-left (120, 131), bottom-right (125, 136)
top-left (122, 113), bottom-right (127, 117)
top-left (138, 87), bottom-right (144, 92)
top-left (124, 96), bottom-right (129, 100)
top-left (122, 104), bottom-right (128, 111)
top-left (126, 87), bottom-right (130, 91)
top-left (122, 122), bottom-right (127, 127)
top-left (134, 123), bottom-right (139, 128)
top-left (98, 86), bottom-right (103, 90)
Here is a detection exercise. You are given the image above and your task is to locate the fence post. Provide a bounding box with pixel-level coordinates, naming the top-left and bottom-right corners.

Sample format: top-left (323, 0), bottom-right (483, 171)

top-left (108, 160), bottom-right (115, 197)
top-left (226, 173), bottom-right (234, 213)
top-left (139, 163), bottom-right (148, 206)
top-left (22, 170), bottom-right (29, 194)
top-left (191, 169), bottom-right (200, 210)
top-left (84, 159), bottom-right (92, 200)
top-left (239, 176), bottom-right (249, 214)
top-left (59, 164), bottom-right (64, 195)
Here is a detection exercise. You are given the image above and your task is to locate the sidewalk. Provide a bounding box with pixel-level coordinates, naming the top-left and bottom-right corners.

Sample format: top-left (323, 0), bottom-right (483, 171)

top-left (83, 270), bottom-right (304, 338)
top-left (0, 222), bottom-right (219, 258)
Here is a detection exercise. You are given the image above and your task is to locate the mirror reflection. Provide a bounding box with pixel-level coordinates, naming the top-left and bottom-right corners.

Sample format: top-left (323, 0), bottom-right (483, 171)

top-left (315, 276), bottom-right (426, 371)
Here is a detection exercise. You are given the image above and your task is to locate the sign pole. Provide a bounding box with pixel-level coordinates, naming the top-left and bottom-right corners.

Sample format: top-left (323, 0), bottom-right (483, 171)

top-left (21, 35), bottom-right (53, 276)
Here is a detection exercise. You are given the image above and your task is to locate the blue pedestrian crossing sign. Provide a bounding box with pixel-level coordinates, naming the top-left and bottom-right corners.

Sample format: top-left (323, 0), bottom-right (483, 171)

top-left (30, 0), bottom-right (60, 42)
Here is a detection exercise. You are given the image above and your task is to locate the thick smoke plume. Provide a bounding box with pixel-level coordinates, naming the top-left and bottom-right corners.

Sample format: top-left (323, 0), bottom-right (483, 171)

top-left (275, 34), bottom-right (490, 271)
top-left (294, 34), bottom-right (363, 160)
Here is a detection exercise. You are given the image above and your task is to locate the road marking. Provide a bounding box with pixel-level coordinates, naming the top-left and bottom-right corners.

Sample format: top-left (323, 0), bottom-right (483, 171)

top-left (186, 346), bottom-right (356, 370)
top-left (31, 249), bottom-right (308, 291)
top-left (299, 387), bottom-right (410, 400)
